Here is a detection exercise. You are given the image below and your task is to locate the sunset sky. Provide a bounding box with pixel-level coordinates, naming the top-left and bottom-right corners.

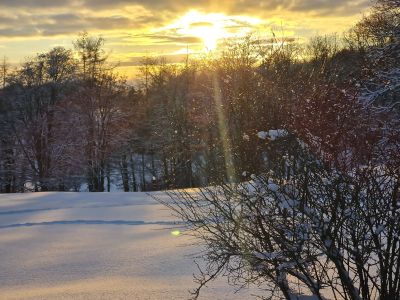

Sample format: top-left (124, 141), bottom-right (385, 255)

top-left (0, 0), bottom-right (372, 78)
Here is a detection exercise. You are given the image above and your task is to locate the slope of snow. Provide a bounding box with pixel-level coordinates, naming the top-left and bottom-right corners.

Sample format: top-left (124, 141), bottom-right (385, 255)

top-left (0, 192), bottom-right (253, 300)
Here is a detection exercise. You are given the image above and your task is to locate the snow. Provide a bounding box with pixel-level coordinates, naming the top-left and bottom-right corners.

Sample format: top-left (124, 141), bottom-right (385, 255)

top-left (257, 129), bottom-right (288, 141)
top-left (268, 182), bottom-right (279, 192)
top-left (375, 225), bottom-right (385, 235)
top-left (324, 239), bottom-right (333, 248)
top-left (290, 294), bottom-right (319, 300)
top-left (359, 67), bottom-right (400, 107)
top-left (268, 129), bottom-right (288, 141)
top-left (257, 131), bottom-right (269, 140)
top-left (279, 198), bottom-right (298, 210)
top-left (254, 251), bottom-right (281, 260)
top-left (0, 192), bottom-right (253, 300)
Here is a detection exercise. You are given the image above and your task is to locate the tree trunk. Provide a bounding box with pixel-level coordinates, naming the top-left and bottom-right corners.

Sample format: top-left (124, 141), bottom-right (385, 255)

top-left (141, 153), bottom-right (146, 191)
top-left (130, 154), bottom-right (137, 192)
top-left (120, 155), bottom-right (129, 192)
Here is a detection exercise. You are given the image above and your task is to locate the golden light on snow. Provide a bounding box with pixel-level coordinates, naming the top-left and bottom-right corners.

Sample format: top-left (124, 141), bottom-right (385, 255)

top-left (171, 230), bottom-right (181, 236)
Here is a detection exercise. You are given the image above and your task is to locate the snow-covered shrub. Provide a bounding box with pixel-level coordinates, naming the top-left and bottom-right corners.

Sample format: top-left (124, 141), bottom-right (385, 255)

top-left (161, 135), bottom-right (399, 299)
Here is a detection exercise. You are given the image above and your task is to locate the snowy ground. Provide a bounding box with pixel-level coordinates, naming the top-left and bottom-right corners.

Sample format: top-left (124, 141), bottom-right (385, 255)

top-left (0, 192), bottom-right (253, 300)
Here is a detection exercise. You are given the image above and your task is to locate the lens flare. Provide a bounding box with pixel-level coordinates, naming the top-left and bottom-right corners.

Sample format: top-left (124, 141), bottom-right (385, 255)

top-left (212, 73), bottom-right (236, 183)
top-left (171, 230), bottom-right (181, 236)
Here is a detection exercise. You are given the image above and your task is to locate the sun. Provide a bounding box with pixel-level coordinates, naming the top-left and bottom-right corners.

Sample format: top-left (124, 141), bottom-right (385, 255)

top-left (161, 10), bottom-right (262, 51)
top-left (174, 11), bottom-right (228, 51)
top-left (186, 22), bottom-right (225, 50)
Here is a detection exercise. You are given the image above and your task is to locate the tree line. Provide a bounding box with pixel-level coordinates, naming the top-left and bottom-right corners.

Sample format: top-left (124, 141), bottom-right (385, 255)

top-left (0, 0), bottom-right (399, 193)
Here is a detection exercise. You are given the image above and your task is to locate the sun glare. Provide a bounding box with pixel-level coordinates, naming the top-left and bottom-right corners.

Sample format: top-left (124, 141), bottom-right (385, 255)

top-left (187, 22), bottom-right (223, 51)
top-left (162, 10), bottom-right (262, 51)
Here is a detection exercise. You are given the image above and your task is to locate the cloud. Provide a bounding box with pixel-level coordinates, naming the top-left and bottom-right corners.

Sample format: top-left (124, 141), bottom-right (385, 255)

top-left (0, 0), bottom-right (373, 78)
top-left (129, 33), bottom-right (203, 45)
top-left (0, 0), bottom-right (70, 8)
top-left (221, 0), bottom-right (371, 16)
top-left (0, 12), bottom-right (165, 38)
top-left (118, 53), bottom-right (192, 66)
top-left (81, 0), bottom-right (208, 11)
top-left (0, 1), bottom-right (372, 40)
top-left (0, 0), bottom-right (371, 16)
top-left (151, 35), bottom-right (203, 44)
top-left (190, 22), bottom-right (214, 27)
top-left (289, 0), bottom-right (371, 16)
top-left (0, 27), bottom-right (40, 37)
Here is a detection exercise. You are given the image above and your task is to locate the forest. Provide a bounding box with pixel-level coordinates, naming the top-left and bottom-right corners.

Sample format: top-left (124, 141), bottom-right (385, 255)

top-left (0, 0), bottom-right (399, 194)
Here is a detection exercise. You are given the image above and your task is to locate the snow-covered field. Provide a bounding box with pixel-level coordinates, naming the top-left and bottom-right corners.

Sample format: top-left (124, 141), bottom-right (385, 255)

top-left (0, 192), bottom-right (252, 300)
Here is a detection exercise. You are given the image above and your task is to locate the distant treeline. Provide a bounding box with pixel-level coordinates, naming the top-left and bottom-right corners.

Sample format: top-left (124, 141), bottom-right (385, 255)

top-left (0, 0), bottom-right (399, 192)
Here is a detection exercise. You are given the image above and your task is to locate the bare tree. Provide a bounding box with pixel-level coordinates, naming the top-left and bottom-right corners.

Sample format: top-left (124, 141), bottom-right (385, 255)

top-left (1, 56), bottom-right (9, 89)
top-left (2, 47), bottom-right (77, 191)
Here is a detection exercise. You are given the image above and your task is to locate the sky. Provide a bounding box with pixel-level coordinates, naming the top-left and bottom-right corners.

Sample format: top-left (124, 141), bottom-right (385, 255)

top-left (0, 0), bottom-right (372, 78)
